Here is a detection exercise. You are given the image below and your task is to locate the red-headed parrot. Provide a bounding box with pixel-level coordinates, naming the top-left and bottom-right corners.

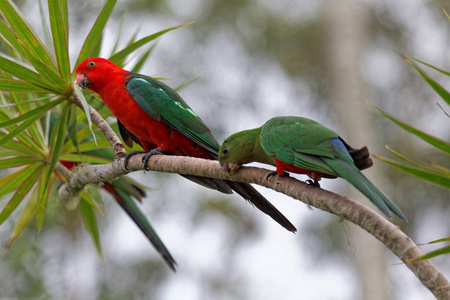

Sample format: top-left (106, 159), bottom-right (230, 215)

top-left (218, 116), bottom-right (407, 221)
top-left (75, 58), bottom-right (296, 232)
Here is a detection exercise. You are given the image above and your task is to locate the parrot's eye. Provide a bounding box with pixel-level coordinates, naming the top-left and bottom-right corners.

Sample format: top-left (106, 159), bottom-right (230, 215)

top-left (87, 61), bottom-right (96, 68)
top-left (221, 146), bottom-right (228, 155)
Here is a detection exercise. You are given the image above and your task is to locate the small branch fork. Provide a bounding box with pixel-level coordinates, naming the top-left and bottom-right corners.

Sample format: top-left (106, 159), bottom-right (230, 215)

top-left (60, 95), bottom-right (449, 299)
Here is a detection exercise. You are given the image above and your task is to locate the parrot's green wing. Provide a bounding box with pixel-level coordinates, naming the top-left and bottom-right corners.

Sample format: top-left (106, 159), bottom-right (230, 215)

top-left (126, 74), bottom-right (219, 156)
top-left (260, 116), bottom-right (341, 176)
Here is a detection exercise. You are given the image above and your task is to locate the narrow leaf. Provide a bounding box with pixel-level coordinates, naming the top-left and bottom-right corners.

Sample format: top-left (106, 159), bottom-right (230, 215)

top-left (59, 0), bottom-right (69, 37)
top-left (0, 165), bottom-right (42, 225)
top-left (412, 57), bottom-right (450, 77)
top-left (36, 166), bottom-right (51, 232)
top-left (429, 162), bottom-right (450, 174)
top-left (73, 83), bottom-right (96, 143)
top-left (0, 164), bottom-right (41, 198)
top-left (37, 103), bottom-right (71, 229)
top-left (0, 151), bottom-right (31, 157)
top-left (109, 22), bottom-right (194, 64)
top-left (18, 41), bottom-right (68, 93)
top-left (74, 0), bottom-right (117, 68)
top-left (2, 0), bottom-right (55, 67)
top-left (6, 184), bottom-right (40, 247)
top-left (0, 57), bottom-right (54, 90)
top-left (38, 0), bottom-right (54, 52)
top-left (375, 155), bottom-right (450, 189)
top-left (407, 245), bottom-right (450, 262)
top-left (0, 134), bottom-right (38, 155)
top-left (175, 74), bottom-right (202, 92)
top-left (63, 139), bottom-right (110, 154)
top-left (384, 145), bottom-right (423, 168)
top-left (0, 98), bottom-right (63, 128)
top-left (48, 0), bottom-right (71, 82)
top-left (59, 154), bottom-right (111, 164)
top-left (0, 157), bottom-right (42, 169)
top-left (0, 112), bottom-right (46, 146)
top-left (130, 46), bottom-right (154, 73)
top-left (79, 196), bottom-right (103, 257)
top-left (429, 237), bottom-right (450, 244)
top-left (80, 189), bottom-right (104, 215)
top-left (402, 54), bottom-right (450, 105)
top-left (365, 100), bottom-right (450, 154)
top-left (67, 105), bottom-right (80, 156)
top-left (0, 19), bottom-right (26, 57)
top-left (0, 78), bottom-right (52, 93)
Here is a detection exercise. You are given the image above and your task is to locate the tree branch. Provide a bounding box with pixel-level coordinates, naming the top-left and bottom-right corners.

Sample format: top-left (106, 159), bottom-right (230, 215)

top-left (62, 97), bottom-right (449, 298)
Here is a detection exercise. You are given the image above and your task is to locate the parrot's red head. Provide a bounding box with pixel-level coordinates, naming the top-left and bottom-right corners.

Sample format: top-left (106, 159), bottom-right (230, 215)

top-left (75, 57), bottom-right (128, 93)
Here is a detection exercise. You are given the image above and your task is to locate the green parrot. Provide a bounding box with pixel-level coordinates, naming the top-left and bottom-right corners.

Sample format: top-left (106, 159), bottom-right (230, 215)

top-left (218, 116), bottom-right (407, 221)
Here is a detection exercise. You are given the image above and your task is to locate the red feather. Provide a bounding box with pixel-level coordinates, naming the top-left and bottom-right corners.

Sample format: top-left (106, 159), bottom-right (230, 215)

top-left (274, 158), bottom-right (323, 181)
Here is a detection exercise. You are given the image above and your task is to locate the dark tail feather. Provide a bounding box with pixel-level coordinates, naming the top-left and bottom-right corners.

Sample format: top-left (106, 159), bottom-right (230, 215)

top-left (182, 175), bottom-right (233, 194)
top-left (180, 175), bottom-right (296, 232)
top-left (339, 138), bottom-right (373, 171)
top-left (103, 183), bottom-right (177, 271)
top-left (226, 181), bottom-right (297, 232)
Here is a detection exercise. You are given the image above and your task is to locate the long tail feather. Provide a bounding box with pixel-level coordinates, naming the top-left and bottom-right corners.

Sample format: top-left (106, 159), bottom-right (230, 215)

top-left (180, 175), bottom-right (297, 232)
top-left (324, 159), bottom-right (408, 221)
top-left (103, 183), bottom-right (177, 271)
top-left (226, 181), bottom-right (297, 232)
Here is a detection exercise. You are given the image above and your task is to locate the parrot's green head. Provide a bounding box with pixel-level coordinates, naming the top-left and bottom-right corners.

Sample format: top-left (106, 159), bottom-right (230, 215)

top-left (219, 128), bottom-right (262, 175)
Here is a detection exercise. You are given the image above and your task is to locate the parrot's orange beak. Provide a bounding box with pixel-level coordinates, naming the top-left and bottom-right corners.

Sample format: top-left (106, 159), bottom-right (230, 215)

top-left (76, 73), bottom-right (91, 89)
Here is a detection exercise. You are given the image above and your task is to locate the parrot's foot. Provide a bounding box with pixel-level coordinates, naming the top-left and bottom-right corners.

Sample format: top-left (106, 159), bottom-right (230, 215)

top-left (124, 151), bottom-right (147, 170)
top-left (266, 171), bottom-right (289, 180)
top-left (143, 148), bottom-right (170, 171)
top-left (305, 179), bottom-right (320, 188)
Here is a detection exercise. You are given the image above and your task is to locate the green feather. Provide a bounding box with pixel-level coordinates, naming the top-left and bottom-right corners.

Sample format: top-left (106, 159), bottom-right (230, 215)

top-left (113, 187), bottom-right (176, 270)
top-left (261, 116), bottom-right (339, 175)
top-left (126, 74), bottom-right (219, 156)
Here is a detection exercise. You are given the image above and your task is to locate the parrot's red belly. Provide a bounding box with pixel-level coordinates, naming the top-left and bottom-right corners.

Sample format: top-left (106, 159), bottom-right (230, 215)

top-left (274, 159), bottom-right (323, 181)
top-left (99, 84), bottom-right (213, 159)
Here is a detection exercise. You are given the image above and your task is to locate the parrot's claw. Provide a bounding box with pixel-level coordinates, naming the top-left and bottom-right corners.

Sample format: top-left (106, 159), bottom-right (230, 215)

top-left (305, 179), bottom-right (320, 188)
top-left (143, 148), bottom-right (169, 171)
top-left (266, 171), bottom-right (289, 180)
top-left (124, 151), bottom-right (147, 170)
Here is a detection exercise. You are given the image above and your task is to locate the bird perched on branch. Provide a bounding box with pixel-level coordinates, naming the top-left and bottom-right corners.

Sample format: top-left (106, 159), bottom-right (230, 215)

top-left (218, 116), bottom-right (407, 221)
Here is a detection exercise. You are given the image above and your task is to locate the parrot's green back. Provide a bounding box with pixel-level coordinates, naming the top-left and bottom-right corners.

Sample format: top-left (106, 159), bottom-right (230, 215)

top-left (261, 117), bottom-right (340, 176)
top-left (126, 73), bottom-right (220, 156)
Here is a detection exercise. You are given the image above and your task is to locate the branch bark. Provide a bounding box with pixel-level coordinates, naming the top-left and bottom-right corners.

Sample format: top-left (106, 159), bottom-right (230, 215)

top-left (63, 96), bottom-right (450, 299)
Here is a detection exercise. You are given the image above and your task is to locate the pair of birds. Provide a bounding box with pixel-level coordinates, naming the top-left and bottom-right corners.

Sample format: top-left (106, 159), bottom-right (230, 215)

top-left (75, 57), bottom-right (407, 271)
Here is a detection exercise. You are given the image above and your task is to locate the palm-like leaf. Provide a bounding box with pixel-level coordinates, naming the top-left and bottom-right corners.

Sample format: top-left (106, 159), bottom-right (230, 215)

top-left (368, 52), bottom-right (450, 260)
top-left (0, 0), bottom-right (191, 253)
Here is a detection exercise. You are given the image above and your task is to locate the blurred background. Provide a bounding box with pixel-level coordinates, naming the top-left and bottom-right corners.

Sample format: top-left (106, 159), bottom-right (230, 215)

top-left (1, 0), bottom-right (449, 299)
